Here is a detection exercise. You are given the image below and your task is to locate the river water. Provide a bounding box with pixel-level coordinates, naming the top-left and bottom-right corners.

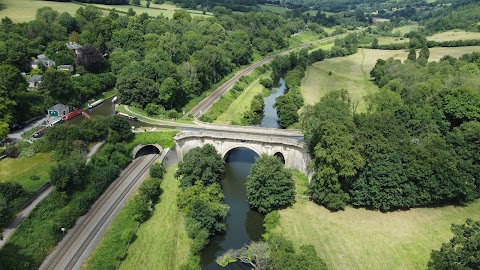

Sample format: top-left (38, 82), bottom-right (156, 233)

top-left (200, 79), bottom-right (286, 269)
top-left (258, 78), bottom-right (287, 129)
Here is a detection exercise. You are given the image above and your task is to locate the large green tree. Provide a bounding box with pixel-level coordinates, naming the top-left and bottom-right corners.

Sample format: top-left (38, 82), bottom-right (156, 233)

top-left (246, 155), bottom-right (295, 214)
top-left (175, 144), bottom-right (225, 189)
top-left (41, 69), bottom-right (77, 105)
top-left (428, 219), bottom-right (480, 270)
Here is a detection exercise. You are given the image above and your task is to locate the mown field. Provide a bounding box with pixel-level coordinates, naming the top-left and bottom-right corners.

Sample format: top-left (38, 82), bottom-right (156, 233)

top-left (214, 73), bottom-right (270, 125)
top-left (117, 164), bottom-right (191, 270)
top-left (0, 0), bottom-right (209, 22)
top-left (276, 198), bottom-right (480, 270)
top-left (0, 153), bottom-right (55, 192)
top-left (427, 30), bottom-right (480, 42)
top-left (300, 46), bottom-right (480, 112)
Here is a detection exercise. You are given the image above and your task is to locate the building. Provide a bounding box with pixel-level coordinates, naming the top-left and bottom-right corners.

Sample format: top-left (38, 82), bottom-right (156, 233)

top-left (31, 54), bottom-right (56, 69)
top-left (66, 42), bottom-right (83, 55)
top-left (27, 75), bottom-right (42, 89)
top-left (58, 65), bottom-right (74, 73)
top-left (48, 104), bottom-right (69, 118)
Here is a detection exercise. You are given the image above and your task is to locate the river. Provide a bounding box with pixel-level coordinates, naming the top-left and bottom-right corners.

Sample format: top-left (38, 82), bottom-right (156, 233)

top-left (200, 78), bottom-right (286, 269)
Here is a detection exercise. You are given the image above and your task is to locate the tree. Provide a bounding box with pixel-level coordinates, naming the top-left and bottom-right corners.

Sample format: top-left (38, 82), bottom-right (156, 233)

top-left (107, 115), bottom-right (132, 143)
top-left (0, 194), bottom-right (13, 228)
top-left (41, 69), bottom-right (77, 105)
top-left (175, 144), bottom-right (225, 189)
top-left (150, 163), bottom-right (165, 178)
top-left (246, 155), bottom-right (295, 214)
top-left (371, 37), bottom-right (379, 49)
top-left (417, 46), bottom-right (430, 66)
top-left (217, 241), bottom-right (270, 270)
top-left (76, 44), bottom-right (106, 73)
top-left (50, 158), bottom-right (88, 194)
top-left (428, 219), bottom-right (480, 270)
top-left (407, 48), bottom-right (416, 63)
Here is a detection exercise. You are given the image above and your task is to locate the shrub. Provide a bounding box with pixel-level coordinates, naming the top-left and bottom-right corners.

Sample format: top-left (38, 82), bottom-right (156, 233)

top-left (150, 163), bottom-right (165, 179)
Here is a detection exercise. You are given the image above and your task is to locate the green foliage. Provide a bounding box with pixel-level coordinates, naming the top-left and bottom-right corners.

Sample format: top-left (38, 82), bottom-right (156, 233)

top-left (259, 77), bottom-right (273, 88)
top-left (150, 163), bottom-right (165, 179)
top-left (0, 194), bottom-right (13, 228)
top-left (50, 156), bottom-right (88, 194)
top-left (428, 219), bottom-right (480, 270)
top-left (107, 115), bottom-right (133, 143)
top-left (242, 93), bottom-right (264, 125)
top-left (246, 155), bottom-right (295, 214)
top-left (175, 144), bottom-right (225, 189)
top-left (124, 131), bottom-right (178, 153)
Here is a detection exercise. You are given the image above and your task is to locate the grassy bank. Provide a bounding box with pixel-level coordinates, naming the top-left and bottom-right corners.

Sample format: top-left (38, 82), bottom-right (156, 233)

top-left (300, 46), bottom-right (480, 112)
top-left (0, 153), bottom-right (55, 192)
top-left (117, 164), bottom-right (191, 270)
top-left (214, 72), bottom-right (270, 125)
top-left (124, 131), bottom-right (179, 153)
top-left (276, 198), bottom-right (480, 270)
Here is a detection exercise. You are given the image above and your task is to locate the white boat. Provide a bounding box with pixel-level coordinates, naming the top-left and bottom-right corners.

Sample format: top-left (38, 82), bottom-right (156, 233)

top-left (112, 96), bottom-right (118, 104)
top-left (88, 99), bottom-right (105, 109)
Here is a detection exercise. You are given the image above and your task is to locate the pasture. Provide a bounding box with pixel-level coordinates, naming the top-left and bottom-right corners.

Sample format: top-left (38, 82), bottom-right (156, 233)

top-left (0, 0), bottom-right (209, 22)
top-left (0, 153), bottom-right (55, 192)
top-left (214, 73), bottom-right (269, 125)
top-left (427, 30), bottom-right (480, 42)
top-left (276, 198), bottom-right (480, 270)
top-left (118, 165), bottom-right (191, 270)
top-left (300, 46), bottom-right (480, 112)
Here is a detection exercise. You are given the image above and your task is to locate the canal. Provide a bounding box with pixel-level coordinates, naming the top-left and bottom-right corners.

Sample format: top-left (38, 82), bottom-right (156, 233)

top-left (200, 78), bottom-right (286, 269)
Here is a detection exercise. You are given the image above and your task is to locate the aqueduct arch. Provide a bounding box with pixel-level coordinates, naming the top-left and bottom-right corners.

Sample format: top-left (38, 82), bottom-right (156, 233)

top-left (174, 131), bottom-right (311, 176)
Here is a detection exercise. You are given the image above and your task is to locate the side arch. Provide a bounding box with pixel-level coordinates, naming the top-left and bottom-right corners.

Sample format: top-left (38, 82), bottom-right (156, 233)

top-left (273, 152), bottom-right (286, 164)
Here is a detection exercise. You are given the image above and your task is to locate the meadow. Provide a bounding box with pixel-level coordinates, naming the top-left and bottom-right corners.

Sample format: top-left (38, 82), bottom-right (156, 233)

top-left (427, 30), bottom-right (480, 42)
top-left (117, 164), bottom-right (191, 270)
top-left (276, 198), bottom-right (480, 270)
top-left (0, 153), bottom-right (55, 192)
top-left (300, 46), bottom-right (480, 112)
top-left (0, 0), bottom-right (209, 22)
top-left (214, 73), bottom-right (270, 125)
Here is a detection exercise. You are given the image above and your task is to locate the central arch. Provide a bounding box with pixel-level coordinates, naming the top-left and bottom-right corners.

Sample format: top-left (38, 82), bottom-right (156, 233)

top-left (223, 147), bottom-right (260, 163)
top-left (222, 145), bottom-right (260, 161)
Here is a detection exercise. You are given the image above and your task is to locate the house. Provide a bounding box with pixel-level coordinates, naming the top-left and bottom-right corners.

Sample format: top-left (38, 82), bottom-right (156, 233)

top-left (66, 42), bottom-right (83, 55)
top-left (31, 54), bottom-right (55, 69)
top-left (58, 65), bottom-right (74, 73)
top-left (48, 104), bottom-right (69, 118)
top-left (27, 75), bottom-right (42, 89)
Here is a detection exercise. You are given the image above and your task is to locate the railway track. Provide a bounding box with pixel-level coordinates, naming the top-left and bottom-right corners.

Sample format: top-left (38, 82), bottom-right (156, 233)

top-left (39, 153), bottom-right (160, 270)
top-left (188, 35), bottom-right (340, 118)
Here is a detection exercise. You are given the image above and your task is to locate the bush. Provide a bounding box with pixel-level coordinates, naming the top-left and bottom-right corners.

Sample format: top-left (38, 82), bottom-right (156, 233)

top-left (150, 163), bottom-right (165, 179)
top-left (259, 77), bottom-right (273, 88)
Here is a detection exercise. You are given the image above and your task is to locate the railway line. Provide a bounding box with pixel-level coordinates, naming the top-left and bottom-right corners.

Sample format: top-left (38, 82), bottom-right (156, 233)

top-left (39, 153), bottom-right (160, 270)
top-left (188, 35), bottom-right (340, 118)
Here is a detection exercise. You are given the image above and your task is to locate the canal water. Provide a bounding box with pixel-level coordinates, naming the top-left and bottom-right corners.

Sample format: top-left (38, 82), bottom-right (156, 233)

top-left (258, 78), bottom-right (287, 129)
top-left (200, 79), bottom-right (286, 269)
top-left (63, 96), bottom-right (154, 128)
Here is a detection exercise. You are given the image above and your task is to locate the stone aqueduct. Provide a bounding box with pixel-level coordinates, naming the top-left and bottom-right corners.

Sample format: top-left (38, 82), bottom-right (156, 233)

top-left (173, 131), bottom-right (311, 176)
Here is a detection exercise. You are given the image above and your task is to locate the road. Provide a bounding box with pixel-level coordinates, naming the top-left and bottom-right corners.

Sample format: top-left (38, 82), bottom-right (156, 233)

top-left (187, 35), bottom-right (341, 118)
top-left (39, 153), bottom-right (159, 270)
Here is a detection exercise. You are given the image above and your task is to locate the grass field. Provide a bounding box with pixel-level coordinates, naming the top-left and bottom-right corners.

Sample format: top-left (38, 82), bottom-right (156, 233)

top-left (276, 198), bottom-right (480, 270)
top-left (300, 46), bottom-right (480, 112)
top-left (392, 24), bottom-right (420, 36)
top-left (258, 4), bottom-right (290, 14)
top-left (0, 0), bottom-right (209, 22)
top-left (214, 73), bottom-right (270, 125)
top-left (0, 153), bottom-right (54, 192)
top-left (427, 30), bottom-right (480, 42)
top-left (377, 36), bottom-right (409, 45)
top-left (124, 130), bottom-right (179, 153)
top-left (118, 164), bottom-right (191, 270)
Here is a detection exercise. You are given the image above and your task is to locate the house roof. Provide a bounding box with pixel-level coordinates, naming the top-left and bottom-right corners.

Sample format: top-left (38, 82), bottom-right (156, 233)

top-left (48, 104), bottom-right (69, 111)
top-left (27, 75), bottom-right (42, 83)
top-left (66, 42), bottom-right (83, 50)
